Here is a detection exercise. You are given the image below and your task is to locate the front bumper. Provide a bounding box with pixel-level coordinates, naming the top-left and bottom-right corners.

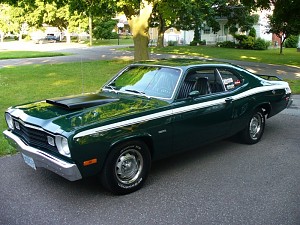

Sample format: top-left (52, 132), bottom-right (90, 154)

top-left (3, 130), bottom-right (82, 181)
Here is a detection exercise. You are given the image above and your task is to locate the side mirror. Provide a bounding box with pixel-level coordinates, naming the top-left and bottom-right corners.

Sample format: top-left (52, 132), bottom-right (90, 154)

top-left (188, 90), bottom-right (200, 98)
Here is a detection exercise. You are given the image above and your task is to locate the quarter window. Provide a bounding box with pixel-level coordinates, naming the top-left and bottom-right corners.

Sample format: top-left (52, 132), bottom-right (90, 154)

top-left (218, 69), bottom-right (243, 91)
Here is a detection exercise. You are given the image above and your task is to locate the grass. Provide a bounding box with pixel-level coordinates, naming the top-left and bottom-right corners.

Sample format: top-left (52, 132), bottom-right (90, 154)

top-left (83, 37), bottom-right (134, 46)
top-left (0, 51), bottom-right (68, 60)
top-left (0, 60), bottom-right (129, 156)
top-left (150, 46), bottom-right (300, 67)
top-left (285, 79), bottom-right (300, 94)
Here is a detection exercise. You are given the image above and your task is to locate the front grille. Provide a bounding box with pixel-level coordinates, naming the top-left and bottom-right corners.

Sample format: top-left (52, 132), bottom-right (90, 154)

top-left (12, 119), bottom-right (58, 152)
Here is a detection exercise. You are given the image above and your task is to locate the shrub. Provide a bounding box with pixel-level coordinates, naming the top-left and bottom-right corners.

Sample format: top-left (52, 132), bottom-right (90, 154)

top-left (284, 35), bottom-right (298, 48)
top-left (217, 41), bottom-right (236, 48)
top-left (190, 40), bottom-right (198, 46)
top-left (240, 36), bottom-right (255, 49)
top-left (110, 32), bottom-right (119, 39)
top-left (190, 40), bottom-right (206, 46)
top-left (199, 40), bottom-right (206, 45)
top-left (249, 27), bottom-right (257, 38)
top-left (253, 38), bottom-right (271, 50)
top-left (168, 40), bottom-right (177, 46)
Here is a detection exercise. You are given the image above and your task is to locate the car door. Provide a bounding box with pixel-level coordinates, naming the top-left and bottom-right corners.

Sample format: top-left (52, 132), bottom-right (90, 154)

top-left (171, 67), bottom-right (235, 152)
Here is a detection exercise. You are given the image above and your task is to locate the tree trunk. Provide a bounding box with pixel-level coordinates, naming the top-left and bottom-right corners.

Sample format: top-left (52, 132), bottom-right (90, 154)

top-left (279, 36), bottom-right (286, 55)
top-left (126, 0), bottom-right (153, 61)
top-left (157, 31), bottom-right (164, 48)
top-left (18, 31), bottom-right (23, 41)
top-left (193, 22), bottom-right (200, 42)
top-left (89, 12), bottom-right (93, 46)
top-left (65, 28), bottom-right (71, 43)
top-left (157, 15), bottom-right (165, 48)
top-left (0, 31), bottom-right (4, 42)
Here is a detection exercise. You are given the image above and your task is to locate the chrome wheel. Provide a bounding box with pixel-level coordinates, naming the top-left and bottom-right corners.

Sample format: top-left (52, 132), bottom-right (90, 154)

top-left (100, 140), bottom-right (151, 195)
top-left (115, 149), bottom-right (143, 185)
top-left (239, 108), bottom-right (265, 145)
top-left (249, 114), bottom-right (262, 140)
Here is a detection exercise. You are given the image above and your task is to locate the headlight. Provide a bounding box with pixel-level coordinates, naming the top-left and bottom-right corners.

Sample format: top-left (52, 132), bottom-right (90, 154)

top-left (55, 136), bottom-right (71, 157)
top-left (5, 113), bottom-right (14, 130)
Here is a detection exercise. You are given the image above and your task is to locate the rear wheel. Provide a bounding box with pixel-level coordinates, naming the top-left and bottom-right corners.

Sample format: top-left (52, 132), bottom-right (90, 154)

top-left (239, 108), bottom-right (265, 144)
top-left (100, 140), bottom-right (151, 195)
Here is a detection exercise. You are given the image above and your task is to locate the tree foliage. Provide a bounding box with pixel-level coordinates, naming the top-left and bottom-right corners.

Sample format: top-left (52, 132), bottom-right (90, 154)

top-left (1, 0), bottom-right (299, 58)
top-left (267, 0), bottom-right (300, 54)
top-left (93, 19), bottom-right (117, 40)
top-left (69, 0), bottom-right (115, 45)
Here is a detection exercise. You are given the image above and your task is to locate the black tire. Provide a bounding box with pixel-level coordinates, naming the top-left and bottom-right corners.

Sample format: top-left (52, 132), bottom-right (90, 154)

top-left (100, 140), bottom-right (151, 195)
top-left (239, 108), bottom-right (265, 144)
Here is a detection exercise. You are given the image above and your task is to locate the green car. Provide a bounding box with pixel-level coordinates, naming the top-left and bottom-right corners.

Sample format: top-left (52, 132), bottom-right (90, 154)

top-left (3, 59), bottom-right (292, 195)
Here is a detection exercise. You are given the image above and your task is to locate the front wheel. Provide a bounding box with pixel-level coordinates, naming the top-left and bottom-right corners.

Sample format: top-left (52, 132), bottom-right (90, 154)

top-left (239, 108), bottom-right (265, 144)
top-left (100, 140), bottom-right (151, 195)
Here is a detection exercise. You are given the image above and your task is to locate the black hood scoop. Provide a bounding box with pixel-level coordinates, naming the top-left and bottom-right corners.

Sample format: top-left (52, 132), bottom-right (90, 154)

top-left (46, 94), bottom-right (119, 110)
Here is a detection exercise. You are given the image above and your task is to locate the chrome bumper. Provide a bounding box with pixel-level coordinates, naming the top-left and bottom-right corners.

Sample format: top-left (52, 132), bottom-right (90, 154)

top-left (3, 130), bottom-right (82, 181)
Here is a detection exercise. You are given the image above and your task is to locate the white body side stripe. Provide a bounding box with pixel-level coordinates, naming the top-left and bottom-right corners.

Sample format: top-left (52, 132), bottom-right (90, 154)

top-left (73, 83), bottom-right (289, 139)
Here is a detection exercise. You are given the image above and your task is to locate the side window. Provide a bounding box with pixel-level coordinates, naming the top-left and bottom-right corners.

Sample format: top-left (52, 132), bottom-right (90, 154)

top-left (218, 68), bottom-right (243, 91)
top-left (177, 68), bottom-right (225, 99)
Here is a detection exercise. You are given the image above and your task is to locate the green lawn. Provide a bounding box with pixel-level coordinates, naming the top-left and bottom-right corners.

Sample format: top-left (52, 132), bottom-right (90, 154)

top-left (151, 46), bottom-right (300, 67)
top-left (84, 37), bottom-right (134, 46)
top-left (0, 51), bottom-right (68, 60)
top-left (0, 60), bottom-right (129, 156)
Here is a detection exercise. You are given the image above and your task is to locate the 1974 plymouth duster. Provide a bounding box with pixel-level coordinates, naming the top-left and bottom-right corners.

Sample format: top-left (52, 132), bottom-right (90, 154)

top-left (3, 59), bottom-right (292, 194)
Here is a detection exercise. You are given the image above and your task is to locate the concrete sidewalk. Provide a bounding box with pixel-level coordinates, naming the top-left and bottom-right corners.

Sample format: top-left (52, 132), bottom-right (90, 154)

top-left (0, 42), bottom-right (299, 80)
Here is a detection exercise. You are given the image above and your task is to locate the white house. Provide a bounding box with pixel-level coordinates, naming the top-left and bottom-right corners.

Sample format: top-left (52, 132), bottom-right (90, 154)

top-left (164, 9), bottom-right (273, 46)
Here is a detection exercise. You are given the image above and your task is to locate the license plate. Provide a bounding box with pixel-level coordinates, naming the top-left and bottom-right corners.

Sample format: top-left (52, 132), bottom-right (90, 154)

top-left (22, 153), bottom-right (36, 170)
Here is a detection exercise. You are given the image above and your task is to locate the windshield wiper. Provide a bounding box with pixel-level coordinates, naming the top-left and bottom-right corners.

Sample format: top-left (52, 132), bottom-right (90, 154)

top-left (125, 89), bottom-right (147, 96)
top-left (104, 85), bottom-right (117, 92)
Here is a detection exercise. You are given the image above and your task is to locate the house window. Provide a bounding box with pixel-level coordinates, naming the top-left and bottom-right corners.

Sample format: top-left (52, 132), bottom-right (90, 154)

top-left (203, 26), bottom-right (211, 34)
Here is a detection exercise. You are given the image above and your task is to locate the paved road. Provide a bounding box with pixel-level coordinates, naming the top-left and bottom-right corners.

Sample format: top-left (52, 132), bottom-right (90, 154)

top-left (0, 96), bottom-right (299, 225)
top-left (1, 41), bottom-right (299, 80)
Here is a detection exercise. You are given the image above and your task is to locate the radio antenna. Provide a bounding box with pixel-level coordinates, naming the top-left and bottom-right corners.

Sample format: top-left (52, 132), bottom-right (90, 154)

top-left (81, 57), bottom-right (84, 94)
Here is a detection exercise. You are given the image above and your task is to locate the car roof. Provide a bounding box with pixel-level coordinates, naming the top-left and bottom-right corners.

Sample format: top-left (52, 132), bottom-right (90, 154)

top-left (133, 58), bottom-right (233, 69)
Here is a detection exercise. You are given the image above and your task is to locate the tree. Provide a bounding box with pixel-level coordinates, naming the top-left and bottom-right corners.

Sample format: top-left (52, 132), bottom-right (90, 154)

top-left (0, 4), bottom-right (27, 41)
top-left (149, 1), bottom-right (176, 48)
top-left (93, 19), bottom-right (117, 40)
top-left (171, 0), bottom-right (217, 45)
top-left (267, 0), bottom-right (300, 54)
top-left (240, 0), bottom-right (300, 54)
top-left (69, 0), bottom-right (115, 46)
top-left (68, 12), bottom-right (89, 42)
top-left (118, 0), bottom-right (153, 60)
top-left (0, 4), bottom-right (12, 42)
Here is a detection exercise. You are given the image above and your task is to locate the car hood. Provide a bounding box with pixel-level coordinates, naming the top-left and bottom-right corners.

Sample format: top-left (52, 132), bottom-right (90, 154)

top-left (8, 93), bottom-right (168, 135)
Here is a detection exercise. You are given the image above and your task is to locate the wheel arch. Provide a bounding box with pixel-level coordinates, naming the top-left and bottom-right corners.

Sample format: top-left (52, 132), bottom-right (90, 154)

top-left (109, 134), bottom-right (154, 159)
top-left (256, 102), bottom-right (272, 118)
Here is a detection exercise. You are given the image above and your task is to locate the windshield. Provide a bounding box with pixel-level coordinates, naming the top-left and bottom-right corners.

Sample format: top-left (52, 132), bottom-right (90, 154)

top-left (105, 65), bottom-right (181, 99)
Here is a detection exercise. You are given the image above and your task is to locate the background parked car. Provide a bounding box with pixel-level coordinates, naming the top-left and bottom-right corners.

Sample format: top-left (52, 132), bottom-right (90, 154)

top-left (34, 35), bottom-right (60, 44)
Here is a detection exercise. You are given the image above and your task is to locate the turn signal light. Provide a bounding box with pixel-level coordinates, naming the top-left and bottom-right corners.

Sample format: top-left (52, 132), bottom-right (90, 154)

top-left (83, 158), bottom-right (97, 166)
